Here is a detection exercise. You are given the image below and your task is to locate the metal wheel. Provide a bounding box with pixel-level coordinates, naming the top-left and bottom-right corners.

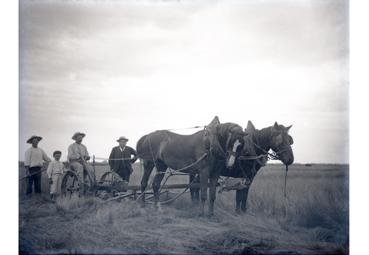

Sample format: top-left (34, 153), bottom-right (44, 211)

top-left (84, 167), bottom-right (96, 193)
top-left (60, 170), bottom-right (82, 198)
top-left (98, 171), bottom-right (127, 193)
top-left (61, 168), bottom-right (96, 198)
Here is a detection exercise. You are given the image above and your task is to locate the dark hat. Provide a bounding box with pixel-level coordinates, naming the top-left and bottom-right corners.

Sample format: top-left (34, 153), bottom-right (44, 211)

top-left (27, 135), bottom-right (42, 144)
top-left (72, 132), bottom-right (86, 140)
top-left (53, 150), bottom-right (62, 156)
top-left (116, 136), bottom-right (129, 142)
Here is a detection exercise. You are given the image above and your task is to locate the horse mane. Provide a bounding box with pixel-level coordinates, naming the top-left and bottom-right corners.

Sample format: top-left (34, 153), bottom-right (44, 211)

top-left (252, 126), bottom-right (272, 154)
top-left (217, 123), bottom-right (243, 142)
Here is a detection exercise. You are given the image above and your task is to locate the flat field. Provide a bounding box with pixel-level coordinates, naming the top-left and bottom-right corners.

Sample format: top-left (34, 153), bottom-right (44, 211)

top-left (19, 163), bottom-right (349, 255)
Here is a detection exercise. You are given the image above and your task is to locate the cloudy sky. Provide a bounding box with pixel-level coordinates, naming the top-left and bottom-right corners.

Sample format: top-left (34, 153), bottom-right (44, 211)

top-left (19, 0), bottom-right (348, 163)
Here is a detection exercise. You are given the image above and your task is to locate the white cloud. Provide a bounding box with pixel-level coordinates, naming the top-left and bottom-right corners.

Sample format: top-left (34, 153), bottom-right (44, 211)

top-left (19, 0), bottom-right (348, 163)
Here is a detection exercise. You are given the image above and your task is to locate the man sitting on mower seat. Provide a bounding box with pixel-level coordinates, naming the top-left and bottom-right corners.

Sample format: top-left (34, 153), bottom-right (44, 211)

top-left (67, 132), bottom-right (93, 179)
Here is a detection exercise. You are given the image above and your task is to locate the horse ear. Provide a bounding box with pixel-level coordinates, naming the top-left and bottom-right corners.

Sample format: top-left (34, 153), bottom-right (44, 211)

top-left (271, 121), bottom-right (279, 132)
top-left (208, 116), bottom-right (220, 127)
top-left (206, 116), bottom-right (220, 135)
top-left (245, 120), bottom-right (256, 133)
top-left (286, 125), bottom-right (292, 132)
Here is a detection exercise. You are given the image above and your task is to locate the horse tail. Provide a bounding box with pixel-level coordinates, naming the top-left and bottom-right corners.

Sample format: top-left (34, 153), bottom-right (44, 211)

top-left (136, 134), bottom-right (148, 159)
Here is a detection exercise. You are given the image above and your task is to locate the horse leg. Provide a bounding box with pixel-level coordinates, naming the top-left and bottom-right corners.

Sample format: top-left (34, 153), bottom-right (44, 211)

top-left (240, 187), bottom-right (250, 213)
top-left (199, 167), bottom-right (209, 216)
top-left (152, 161), bottom-right (167, 208)
top-left (140, 160), bottom-right (154, 207)
top-left (189, 173), bottom-right (200, 204)
top-left (235, 188), bottom-right (249, 214)
top-left (208, 174), bottom-right (219, 217)
top-left (235, 190), bottom-right (242, 214)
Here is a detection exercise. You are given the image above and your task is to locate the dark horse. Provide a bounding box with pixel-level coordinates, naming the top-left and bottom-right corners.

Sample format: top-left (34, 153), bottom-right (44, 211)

top-left (136, 117), bottom-right (245, 216)
top-left (190, 121), bottom-right (294, 213)
top-left (228, 121), bottom-right (294, 213)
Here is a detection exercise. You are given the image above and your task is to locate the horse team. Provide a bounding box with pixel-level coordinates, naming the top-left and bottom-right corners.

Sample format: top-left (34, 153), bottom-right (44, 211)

top-left (137, 116), bottom-right (294, 216)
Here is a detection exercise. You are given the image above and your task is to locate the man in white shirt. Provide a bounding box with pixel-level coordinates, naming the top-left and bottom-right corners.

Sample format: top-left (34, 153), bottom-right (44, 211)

top-left (67, 132), bottom-right (93, 191)
top-left (24, 135), bottom-right (51, 195)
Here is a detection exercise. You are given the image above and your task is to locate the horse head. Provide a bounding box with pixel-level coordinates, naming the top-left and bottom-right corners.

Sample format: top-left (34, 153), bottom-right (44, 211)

top-left (242, 120), bottom-right (294, 166)
top-left (269, 122), bottom-right (294, 165)
top-left (205, 116), bottom-right (244, 168)
top-left (240, 121), bottom-right (268, 167)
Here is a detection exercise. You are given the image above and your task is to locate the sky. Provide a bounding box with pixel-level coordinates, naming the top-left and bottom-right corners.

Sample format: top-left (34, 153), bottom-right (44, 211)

top-left (19, 0), bottom-right (349, 163)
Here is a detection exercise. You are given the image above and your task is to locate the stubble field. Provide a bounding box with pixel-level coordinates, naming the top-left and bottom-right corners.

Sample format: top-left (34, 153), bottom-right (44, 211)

top-left (19, 163), bottom-right (349, 255)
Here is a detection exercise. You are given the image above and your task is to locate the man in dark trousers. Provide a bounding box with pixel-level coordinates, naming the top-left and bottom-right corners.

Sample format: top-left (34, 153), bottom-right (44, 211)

top-left (109, 136), bottom-right (138, 184)
top-left (24, 135), bottom-right (51, 196)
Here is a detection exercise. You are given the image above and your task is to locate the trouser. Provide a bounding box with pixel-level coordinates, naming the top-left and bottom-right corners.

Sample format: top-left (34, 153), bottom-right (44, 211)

top-left (69, 161), bottom-right (84, 177)
top-left (69, 161), bottom-right (94, 179)
top-left (50, 173), bottom-right (62, 195)
top-left (116, 167), bottom-right (131, 182)
top-left (27, 166), bottom-right (42, 195)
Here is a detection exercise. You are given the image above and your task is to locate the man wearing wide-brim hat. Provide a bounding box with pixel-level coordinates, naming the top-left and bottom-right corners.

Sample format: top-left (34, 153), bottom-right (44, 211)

top-left (67, 132), bottom-right (93, 187)
top-left (108, 136), bottom-right (138, 187)
top-left (24, 135), bottom-right (51, 196)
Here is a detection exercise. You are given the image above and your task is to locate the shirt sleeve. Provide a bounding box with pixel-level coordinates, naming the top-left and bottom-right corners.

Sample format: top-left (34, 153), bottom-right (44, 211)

top-left (24, 149), bottom-right (31, 167)
top-left (42, 149), bottom-right (51, 162)
top-left (46, 162), bottom-right (53, 178)
top-left (61, 162), bottom-right (66, 174)
top-left (84, 145), bottom-right (90, 157)
top-left (68, 144), bottom-right (80, 160)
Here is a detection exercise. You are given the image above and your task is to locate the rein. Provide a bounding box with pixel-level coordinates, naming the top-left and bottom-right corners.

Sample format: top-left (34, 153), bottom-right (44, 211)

top-left (250, 140), bottom-right (291, 161)
top-left (205, 127), bottom-right (228, 158)
top-left (284, 164), bottom-right (288, 198)
top-left (167, 125), bottom-right (205, 131)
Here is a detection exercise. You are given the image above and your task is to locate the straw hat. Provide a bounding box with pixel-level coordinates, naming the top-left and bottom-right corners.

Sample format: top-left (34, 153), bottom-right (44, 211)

top-left (72, 132), bottom-right (86, 140)
top-left (27, 135), bottom-right (42, 144)
top-left (116, 136), bottom-right (129, 142)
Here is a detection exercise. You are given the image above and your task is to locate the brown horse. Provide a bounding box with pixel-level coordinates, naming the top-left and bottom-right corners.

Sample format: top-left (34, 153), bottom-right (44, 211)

top-left (136, 117), bottom-right (245, 216)
top-left (223, 121), bottom-right (294, 213)
top-left (190, 121), bottom-right (294, 213)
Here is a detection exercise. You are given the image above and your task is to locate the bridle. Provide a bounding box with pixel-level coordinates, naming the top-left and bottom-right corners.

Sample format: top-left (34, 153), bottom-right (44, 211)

top-left (205, 125), bottom-right (240, 160)
top-left (250, 131), bottom-right (293, 161)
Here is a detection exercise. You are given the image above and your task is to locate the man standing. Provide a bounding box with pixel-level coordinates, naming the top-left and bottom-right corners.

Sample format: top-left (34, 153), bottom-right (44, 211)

top-left (109, 136), bottom-right (138, 183)
top-left (24, 135), bottom-right (51, 196)
top-left (67, 132), bottom-right (93, 185)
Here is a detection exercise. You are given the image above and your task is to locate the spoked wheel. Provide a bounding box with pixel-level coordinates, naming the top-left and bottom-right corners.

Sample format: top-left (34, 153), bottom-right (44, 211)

top-left (61, 169), bottom-right (96, 198)
top-left (60, 170), bottom-right (82, 198)
top-left (83, 168), bottom-right (96, 194)
top-left (98, 171), bottom-right (127, 193)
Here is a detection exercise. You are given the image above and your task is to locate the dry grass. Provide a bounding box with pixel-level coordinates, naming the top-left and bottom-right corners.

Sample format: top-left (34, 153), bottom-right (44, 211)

top-left (19, 163), bottom-right (348, 255)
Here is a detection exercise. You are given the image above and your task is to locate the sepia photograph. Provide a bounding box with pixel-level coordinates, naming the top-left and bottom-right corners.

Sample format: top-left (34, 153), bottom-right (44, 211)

top-left (18, 0), bottom-right (349, 254)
